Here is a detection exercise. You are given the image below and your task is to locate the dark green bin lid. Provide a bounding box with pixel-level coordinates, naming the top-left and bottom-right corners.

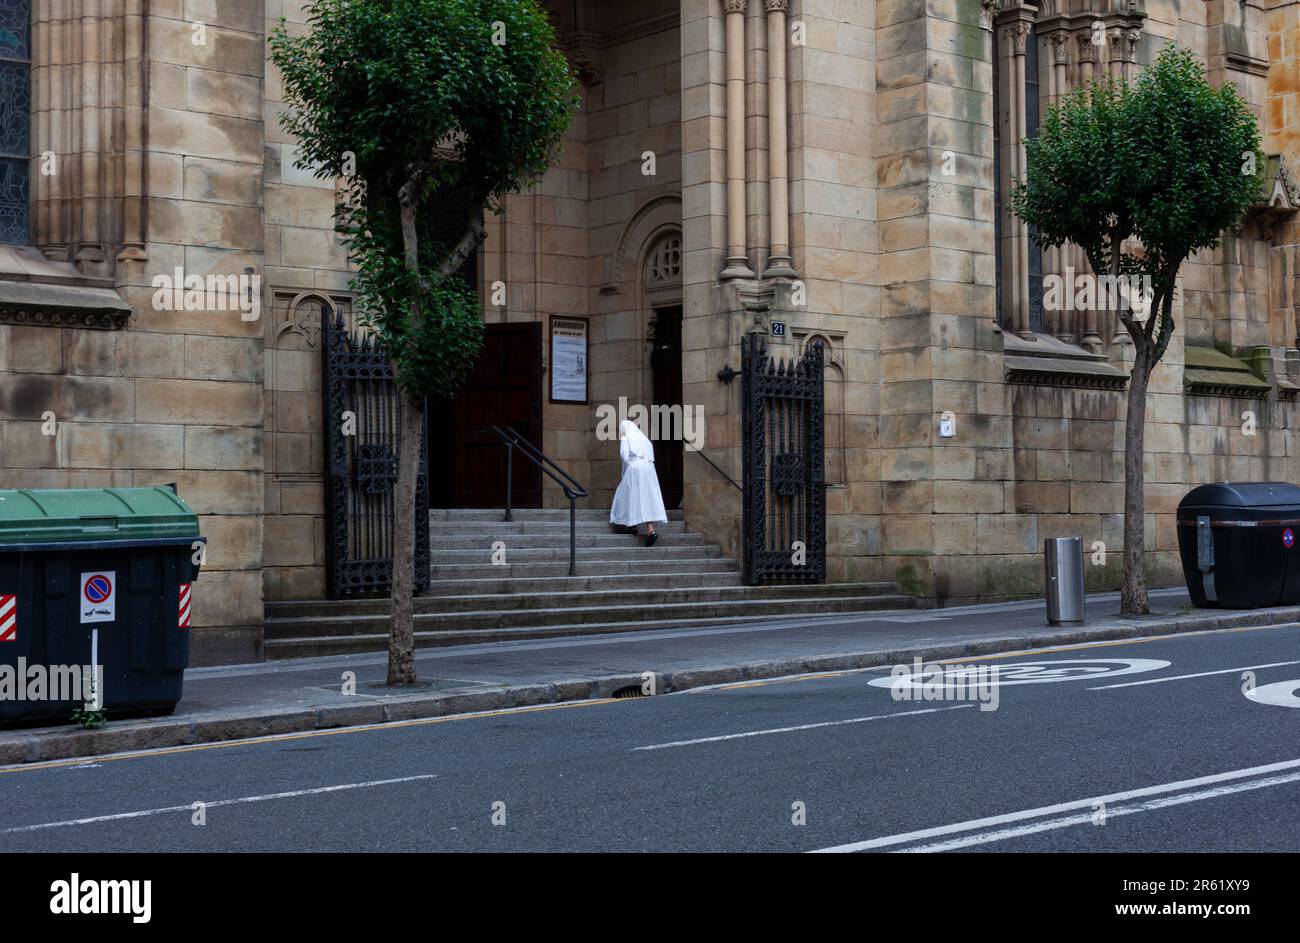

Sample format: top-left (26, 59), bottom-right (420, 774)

top-left (0, 487), bottom-right (200, 546)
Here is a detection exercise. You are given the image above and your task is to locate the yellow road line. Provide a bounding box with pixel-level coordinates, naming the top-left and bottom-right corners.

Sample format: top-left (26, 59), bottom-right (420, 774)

top-left (0, 696), bottom-right (625, 775)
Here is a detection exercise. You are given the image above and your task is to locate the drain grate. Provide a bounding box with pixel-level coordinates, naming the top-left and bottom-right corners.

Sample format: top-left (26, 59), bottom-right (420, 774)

top-left (611, 685), bottom-right (646, 699)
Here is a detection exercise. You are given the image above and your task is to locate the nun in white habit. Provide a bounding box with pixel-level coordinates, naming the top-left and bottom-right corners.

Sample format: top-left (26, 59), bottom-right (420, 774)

top-left (610, 419), bottom-right (668, 546)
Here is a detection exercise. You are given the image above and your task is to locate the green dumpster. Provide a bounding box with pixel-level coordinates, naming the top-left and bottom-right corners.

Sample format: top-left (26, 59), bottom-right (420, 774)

top-left (0, 486), bottom-right (205, 725)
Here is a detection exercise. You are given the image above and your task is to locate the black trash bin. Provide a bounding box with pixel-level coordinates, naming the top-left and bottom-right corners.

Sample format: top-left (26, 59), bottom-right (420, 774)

top-left (1176, 482), bottom-right (1300, 609)
top-left (0, 486), bottom-right (204, 725)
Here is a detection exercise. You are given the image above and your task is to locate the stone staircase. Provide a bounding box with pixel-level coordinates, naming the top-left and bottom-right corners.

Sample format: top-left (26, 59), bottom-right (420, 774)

top-left (263, 508), bottom-right (913, 659)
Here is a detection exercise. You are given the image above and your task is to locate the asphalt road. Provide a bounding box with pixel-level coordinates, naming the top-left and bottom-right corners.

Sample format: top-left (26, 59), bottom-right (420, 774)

top-left (2, 621), bottom-right (1299, 852)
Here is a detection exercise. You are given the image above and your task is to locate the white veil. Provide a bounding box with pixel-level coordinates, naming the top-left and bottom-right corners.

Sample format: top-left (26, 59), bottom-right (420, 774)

top-left (619, 420), bottom-right (655, 463)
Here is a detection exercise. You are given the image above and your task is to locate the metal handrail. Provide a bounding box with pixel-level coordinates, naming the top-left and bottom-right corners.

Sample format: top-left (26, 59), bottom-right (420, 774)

top-left (690, 447), bottom-right (742, 492)
top-left (474, 425), bottom-right (589, 576)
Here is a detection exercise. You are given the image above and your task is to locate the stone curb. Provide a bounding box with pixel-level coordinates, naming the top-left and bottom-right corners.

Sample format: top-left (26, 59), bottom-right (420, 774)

top-left (2, 606), bottom-right (1296, 766)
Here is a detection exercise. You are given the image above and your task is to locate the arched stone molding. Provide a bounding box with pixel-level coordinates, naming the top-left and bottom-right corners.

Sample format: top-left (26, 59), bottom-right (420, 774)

top-left (604, 194), bottom-right (683, 294)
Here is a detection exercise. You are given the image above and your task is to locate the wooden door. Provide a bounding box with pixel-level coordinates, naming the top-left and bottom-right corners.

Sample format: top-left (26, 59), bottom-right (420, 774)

top-left (650, 306), bottom-right (684, 510)
top-left (430, 322), bottom-right (543, 508)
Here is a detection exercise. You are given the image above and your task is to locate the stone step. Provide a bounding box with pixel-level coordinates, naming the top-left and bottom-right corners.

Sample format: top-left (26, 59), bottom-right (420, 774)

top-left (428, 532), bottom-right (704, 549)
top-left (265, 585), bottom-right (908, 636)
top-left (430, 508), bottom-right (685, 522)
top-left (429, 558), bottom-right (739, 579)
top-left (429, 520), bottom-right (688, 536)
top-left (428, 544), bottom-right (724, 564)
top-left (271, 579), bottom-right (888, 619)
top-left (264, 595), bottom-right (916, 658)
top-left (419, 572), bottom-right (745, 596)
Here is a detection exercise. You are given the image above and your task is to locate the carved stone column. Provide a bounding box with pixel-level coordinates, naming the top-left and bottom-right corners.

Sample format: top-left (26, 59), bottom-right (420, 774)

top-left (998, 11), bottom-right (1034, 339)
top-left (762, 0), bottom-right (796, 278)
top-left (76, 0), bottom-right (104, 272)
top-left (721, 0), bottom-right (754, 279)
top-left (33, 0), bottom-right (140, 276)
top-left (1045, 29), bottom-right (1072, 342)
top-left (1107, 27), bottom-right (1126, 82)
top-left (1125, 28), bottom-right (1142, 84)
top-left (1074, 29), bottom-right (1102, 352)
top-left (119, 0), bottom-right (147, 263)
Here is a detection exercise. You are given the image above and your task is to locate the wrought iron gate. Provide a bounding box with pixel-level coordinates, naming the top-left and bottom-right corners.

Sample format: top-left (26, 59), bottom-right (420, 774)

top-left (323, 312), bottom-right (430, 598)
top-left (742, 334), bottom-right (826, 585)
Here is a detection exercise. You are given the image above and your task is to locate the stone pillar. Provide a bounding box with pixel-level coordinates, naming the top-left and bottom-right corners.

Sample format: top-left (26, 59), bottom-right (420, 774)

top-left (1125, 28), bottom-right (1141, 84)
top-left (119, 0), bottom-right (147, 263)
top-left (997, 10), bottom-right (1034, 339)
top-left (721, 0), bottom-right (754, 278)
top-left (76, 0), bottom-right (105, 272)
top-left (1075, 29), bottom-right (1102, 353)
top-left (33, 2), bottom-right (49, 252)
top-left (762, 0), bottom-right (796, 278)
top-left (1045, 29), bottom-right (1071, 342)
top-left (37, 1), bottom-right (67, 260)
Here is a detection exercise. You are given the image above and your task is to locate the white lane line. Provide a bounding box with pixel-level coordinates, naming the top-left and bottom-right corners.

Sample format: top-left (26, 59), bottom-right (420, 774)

top-left (898, 770), bottom-right (1300, 853)
top-left (0, 774), bottom-right (438, 835)
top-left (809, 756), bottom-right (1300, 853)
top-left (632, 704), bottom-right (974, 752)
top-left (1088, 659), bottom-right (1300, 690)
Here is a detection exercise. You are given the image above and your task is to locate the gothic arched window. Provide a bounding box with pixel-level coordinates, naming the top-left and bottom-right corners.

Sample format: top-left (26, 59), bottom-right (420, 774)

top-left (0, 0), bottom-right (30, 245)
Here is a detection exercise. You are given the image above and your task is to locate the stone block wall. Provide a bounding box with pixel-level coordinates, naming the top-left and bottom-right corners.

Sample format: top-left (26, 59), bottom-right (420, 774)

top-left (260, 0), bottom-right (352, 602)
top-left (0, 2), bottom-right (268, 663)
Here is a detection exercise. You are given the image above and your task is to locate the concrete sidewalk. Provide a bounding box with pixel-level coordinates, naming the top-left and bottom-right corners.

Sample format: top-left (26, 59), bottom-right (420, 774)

top-left (3, 586), bottom-right (1298, 765)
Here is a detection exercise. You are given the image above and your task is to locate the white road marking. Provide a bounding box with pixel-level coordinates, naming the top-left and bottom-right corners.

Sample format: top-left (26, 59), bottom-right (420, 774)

top-left (632, 704), bottom-right (973, 751)
top-left (1245, 678), bottom-right (1300, 708)
top-left (868, 658), bottom-right (1170, 691)
top-left (897, 770), bottom-right (1300, 852)
top-left (1089, 659), bottom-right (1300, 690)
top-left (0, 774), bottom-right (438, 835)
top-left (809, 757), bottom-right (1300, 853)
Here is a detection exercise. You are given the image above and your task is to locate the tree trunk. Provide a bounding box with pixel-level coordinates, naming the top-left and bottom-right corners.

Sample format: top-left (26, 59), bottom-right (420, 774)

top-left (387, 386), bottom-right (423, 686)
top-left (387, 173), bottom-right (426, 687)
top-left (1121, 344), bottom-right (1151, 615)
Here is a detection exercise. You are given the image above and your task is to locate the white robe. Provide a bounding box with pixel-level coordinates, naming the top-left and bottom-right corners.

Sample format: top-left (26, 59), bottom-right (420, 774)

top-left (610, 422), bottom-right (668, 527)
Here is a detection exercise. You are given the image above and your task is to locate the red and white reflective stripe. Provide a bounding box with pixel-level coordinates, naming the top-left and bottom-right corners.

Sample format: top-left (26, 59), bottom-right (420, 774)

top-left (0, 594), bottom-right (15, 642)
top-left (178, 583), bottom-right (191, 629)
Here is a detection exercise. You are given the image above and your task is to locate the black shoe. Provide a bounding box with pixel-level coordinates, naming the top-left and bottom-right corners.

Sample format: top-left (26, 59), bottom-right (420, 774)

top-left (645, 531), bottom-right (658, 547)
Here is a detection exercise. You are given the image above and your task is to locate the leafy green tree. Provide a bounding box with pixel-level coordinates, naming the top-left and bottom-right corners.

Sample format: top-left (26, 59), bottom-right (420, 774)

top-left (1013, 45), bottom-right (1260, 615)
top-left (271, 0), bottom-right (576, 683)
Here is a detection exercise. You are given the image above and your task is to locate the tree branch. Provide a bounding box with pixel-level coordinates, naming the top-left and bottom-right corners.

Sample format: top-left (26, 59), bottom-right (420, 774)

top-left (1151, 286), bottom-right (1177, 365)
top-left (438, 204), bottom-right (487, 280)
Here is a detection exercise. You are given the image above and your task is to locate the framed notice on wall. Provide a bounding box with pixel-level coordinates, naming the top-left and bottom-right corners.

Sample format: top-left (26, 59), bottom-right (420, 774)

top-left (549, 315), bottom-right (589, 404)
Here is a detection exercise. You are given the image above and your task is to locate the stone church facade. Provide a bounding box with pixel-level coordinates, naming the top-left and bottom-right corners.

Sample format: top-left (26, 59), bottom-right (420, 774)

top-left (1, 0), bottom-right (1299, 664)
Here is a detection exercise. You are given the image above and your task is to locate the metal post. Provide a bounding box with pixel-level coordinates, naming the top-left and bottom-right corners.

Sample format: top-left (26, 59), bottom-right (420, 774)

top-left (1044, 537), bottom-right (1085, 626)
top-left (568, 496), bottom-right (577, 576)
top-left (504, 438), bottom-right (513, 523)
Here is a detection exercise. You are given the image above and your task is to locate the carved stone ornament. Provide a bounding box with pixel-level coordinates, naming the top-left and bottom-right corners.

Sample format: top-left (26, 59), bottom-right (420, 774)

top-left (1076, 30), bottom-right (1097, 63)
top-left (723, 0), bottom-right (747, 13)
top-left (980, 0), bottom-right (1002, 31)
top-left (1049, 32), bottom-right (1070, 65)
top-left (1126, 28), bottom-right (1141, 63)
top-left (1007, 21), bottom-right (1031, 55)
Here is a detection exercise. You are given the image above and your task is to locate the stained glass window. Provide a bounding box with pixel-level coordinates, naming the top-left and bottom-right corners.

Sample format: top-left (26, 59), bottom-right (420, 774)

top-left (0, 0), bottom-right (30, 245)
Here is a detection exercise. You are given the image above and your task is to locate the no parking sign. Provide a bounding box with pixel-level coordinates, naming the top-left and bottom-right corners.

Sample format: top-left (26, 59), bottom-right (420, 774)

top-left (80, 571), bottom-right (116, 624)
